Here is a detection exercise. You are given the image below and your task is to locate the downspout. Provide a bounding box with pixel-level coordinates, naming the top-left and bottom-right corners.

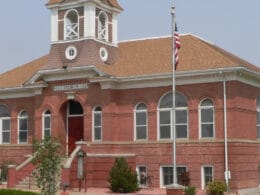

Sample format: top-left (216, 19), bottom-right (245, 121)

top-left (222, 72), bottom-right (230, 189)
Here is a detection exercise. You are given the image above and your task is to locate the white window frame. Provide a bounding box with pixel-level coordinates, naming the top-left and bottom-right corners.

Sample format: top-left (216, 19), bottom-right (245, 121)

top-left (92, 107), bottom-right (102, 142)
top-left (18, 111), bottom-right (28, 144)
top-left (160, 165), bottom-right (187, 188)
top-left (98, 11), bottom-right (108, 41)
top-left (0, 105), bottom-right (11, 144)
top-left (64, 9), bottom-right (79, 40)
top-left (257, 96), bottom-right (260, 139)
top-left (134, 103), bottom-right (148, 141)
top-left (157, 92), bottom-right (188, 140)
top-left (42, 110), bottom-right (51, 139)
top-left (199, 99), bottom-right (215, 139)
top-left (201, 165), bottom-right (214, 189)
top-left (136, 165), bottom-right (147, 188)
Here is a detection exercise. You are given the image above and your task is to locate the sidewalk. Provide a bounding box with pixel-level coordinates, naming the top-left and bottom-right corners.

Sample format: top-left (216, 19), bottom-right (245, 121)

top-left (58, 188), bottom-right (166, 195)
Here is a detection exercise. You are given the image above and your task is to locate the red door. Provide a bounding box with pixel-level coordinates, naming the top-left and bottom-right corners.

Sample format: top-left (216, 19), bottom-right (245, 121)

top-left (68, 116), bottom-right (84, 154)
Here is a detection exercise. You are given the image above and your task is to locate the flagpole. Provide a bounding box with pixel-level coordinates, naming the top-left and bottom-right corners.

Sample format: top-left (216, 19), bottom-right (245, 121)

top-left (171, 4), bottom-right (177, 186)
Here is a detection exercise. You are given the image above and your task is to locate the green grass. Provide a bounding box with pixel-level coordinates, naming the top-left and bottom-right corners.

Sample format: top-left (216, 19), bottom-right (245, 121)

top-left (0, 189), bottom-right (40, 195)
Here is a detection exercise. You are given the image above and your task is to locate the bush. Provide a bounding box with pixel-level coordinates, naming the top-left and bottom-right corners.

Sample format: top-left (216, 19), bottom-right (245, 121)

top-left (108, 157), bottom-right (138, 193)
top-left (0, 189), bottom-right (40, 195)
top-left (206, 181), bottom-right (227, 195)
top-left (184, 186), bottom-right (196, 195)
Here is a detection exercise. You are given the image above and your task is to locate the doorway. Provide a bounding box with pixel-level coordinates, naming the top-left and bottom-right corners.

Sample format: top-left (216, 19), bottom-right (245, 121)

top-left (67, 100), bottom-right (84, 154)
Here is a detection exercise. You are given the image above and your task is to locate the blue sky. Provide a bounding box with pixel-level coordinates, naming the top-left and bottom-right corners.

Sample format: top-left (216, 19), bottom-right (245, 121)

top-left (0, 0), bottom-right (259, 73)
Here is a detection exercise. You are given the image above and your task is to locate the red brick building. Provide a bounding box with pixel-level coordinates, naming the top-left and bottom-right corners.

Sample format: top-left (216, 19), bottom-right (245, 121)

top-left (0, 0), bottom-right (259, 193)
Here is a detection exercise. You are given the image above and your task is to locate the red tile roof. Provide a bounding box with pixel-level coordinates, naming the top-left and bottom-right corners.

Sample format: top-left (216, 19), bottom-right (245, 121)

top-left (0, 34), bottom-right (258, 89)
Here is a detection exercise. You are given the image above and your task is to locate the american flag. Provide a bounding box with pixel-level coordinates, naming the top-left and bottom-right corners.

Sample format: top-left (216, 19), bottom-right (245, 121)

top-left (174, 23), bottom-right (180, 70)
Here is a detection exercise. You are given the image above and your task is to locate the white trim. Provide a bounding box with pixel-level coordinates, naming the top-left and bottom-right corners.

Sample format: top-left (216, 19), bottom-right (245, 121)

top-left (42, 110), bottom-right (51, 139)
top-left (17, 111), bottom-right (28, 144)
top-left (84, 3), bottom-right (96, 38)
top-left (199, 99), bottom-right (215, 139)
top-left (201, 165), bottom-right (214, 189)
top-left (50, 9), bottom-right (58, 42)
top-left (92, 107), bottom-right (102, 142)
top-left (134, 103), bottom-right (148, 141)
top-left (112, 13), bottom-right (118, 45)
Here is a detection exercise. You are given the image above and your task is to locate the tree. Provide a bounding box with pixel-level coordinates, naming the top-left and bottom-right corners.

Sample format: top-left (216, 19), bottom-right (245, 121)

top-left (32, 137), bottom-right (62, 195)
top-left (108, 157), bottom-right (138, 193)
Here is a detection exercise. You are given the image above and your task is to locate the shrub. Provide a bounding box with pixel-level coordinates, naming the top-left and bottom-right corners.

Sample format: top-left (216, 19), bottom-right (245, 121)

top-left (0, 189), bottom-right (40, 195)
top-left (108, 157), bottom-right (138, 193)
top-left (184, 186), bottom-right (196, 195)
top-left (206, 181), bottom-right (227, 195)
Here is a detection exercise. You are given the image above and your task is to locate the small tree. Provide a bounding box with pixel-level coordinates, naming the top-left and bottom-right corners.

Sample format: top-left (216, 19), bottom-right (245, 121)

top-left (32, 136), bottom-right (62, 195)
top-left (108, 157), bottom-right (138, 193)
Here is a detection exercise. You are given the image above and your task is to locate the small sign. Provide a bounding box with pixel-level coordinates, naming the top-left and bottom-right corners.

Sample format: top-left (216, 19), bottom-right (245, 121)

top-left (53, 83), bottom-right (88, 92)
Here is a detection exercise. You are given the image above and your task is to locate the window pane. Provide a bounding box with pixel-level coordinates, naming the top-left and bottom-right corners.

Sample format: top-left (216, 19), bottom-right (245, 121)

top-left (136, 103), bottom-right (147, 110)
top-left (176, 110), bottom-right (187, 123)
top-left (94, 113), bottom-right (101, 126)
top-left (201, 109), bottom-right (213, 122)
top-left (2, 119), bottom-right (10, 130)
top-left (94, 127), bottom-right (101, 140)
top-left (177, 167), bottom-right (187, 184)
top-left (204, 167), bottom-right (213, 185)
top-left (44, 116), bottom-right (50, 129)
top-left (19, 131), bottom-right (27, 143)
top-left (163, 167), bottom-right (173, 185)
top-left (257, 96), bottom-right (260, 109)
top-left (20, 119), bottom-right (28, 130)
top-left (160, 111), bottom-right (170, 125)
top-left (136, 126), bottom-right (147, 140)
top-left (136, 112), bottom-right (146, 126)
top-left (201, 124), bottom-right (213, 138)
top-left (176, 93), bottom-right (187, 107)
top-left (160, 93), bottom-right (172, 108)
top-left (160, 126), bottom-right (171, 139)
top-left (2, 132), bottom-right (10, 143)
top-left (257, 126), bottom-right (260, 139)
top-left (257, 112), bottom-right (260, 124)
top-left (44, 130), bottom-right (51, 138)
top-left (176, 125), bottom-right (187, 138)
top-left (201, 99), bottom-right (213, 107)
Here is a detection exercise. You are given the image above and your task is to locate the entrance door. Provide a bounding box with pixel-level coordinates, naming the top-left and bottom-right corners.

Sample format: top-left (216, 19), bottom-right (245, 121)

top-left (67, 100), bottom-right (84, 154)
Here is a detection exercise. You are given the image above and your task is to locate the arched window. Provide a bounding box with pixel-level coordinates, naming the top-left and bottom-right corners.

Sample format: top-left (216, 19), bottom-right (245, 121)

top-left (98, 11), bottom-right (108, 41)
top-left (0, 105), bottom-right (11, 144)
top-left (93, 107), bottom-right (102, 141)
top-left (64, 9), bottom-right (79, 40)
top-left (199, 99), bottom-right (215, 138)
top-left (158, 92), bottom-right (188, 139)
top-left (42, 110), bottom-right (51, 139)
top-left (257, 96), bottom-right (260, 139)
top-left (134, 103), bottom-right (148, 140)
top-left (18, 111), bottom-right (28, 144)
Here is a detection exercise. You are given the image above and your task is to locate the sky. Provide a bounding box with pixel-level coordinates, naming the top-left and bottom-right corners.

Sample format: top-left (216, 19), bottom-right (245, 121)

top-left (0, 0), bottom-right (259, 74)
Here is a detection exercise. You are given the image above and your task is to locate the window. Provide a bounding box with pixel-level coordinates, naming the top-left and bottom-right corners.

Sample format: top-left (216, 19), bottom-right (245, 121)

top-left (257, 96), bottom-right (260, 139)
top-left (202, 166), bottom-right (213, 189)
top-left (200, 99), bottom-right (215, 138)
top-left (160, 166), bottom-right (187, 187)
top-left (42, 110), bottom-right (51, 139)
top-left (98, 11), bottom-right (108, 41)
top-left (136, 166), bottom-right (147, 187)
top-left (0, 105), bottom-right (11, 144)
top-left (18, 111), bottom-right (28, 144)
top-left (135, 103), bottom-right (148, 140)
top-left (93, 107), bottom-right (102, 141)
top-left (64, 10), bottom-right (79, 40)
top-left (158, 92), bottom-right (188, 139)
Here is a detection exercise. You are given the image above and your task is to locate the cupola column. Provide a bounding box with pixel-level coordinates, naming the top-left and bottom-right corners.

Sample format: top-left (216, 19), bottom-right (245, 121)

top-left (84, 3), bottom-right (96, 38)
